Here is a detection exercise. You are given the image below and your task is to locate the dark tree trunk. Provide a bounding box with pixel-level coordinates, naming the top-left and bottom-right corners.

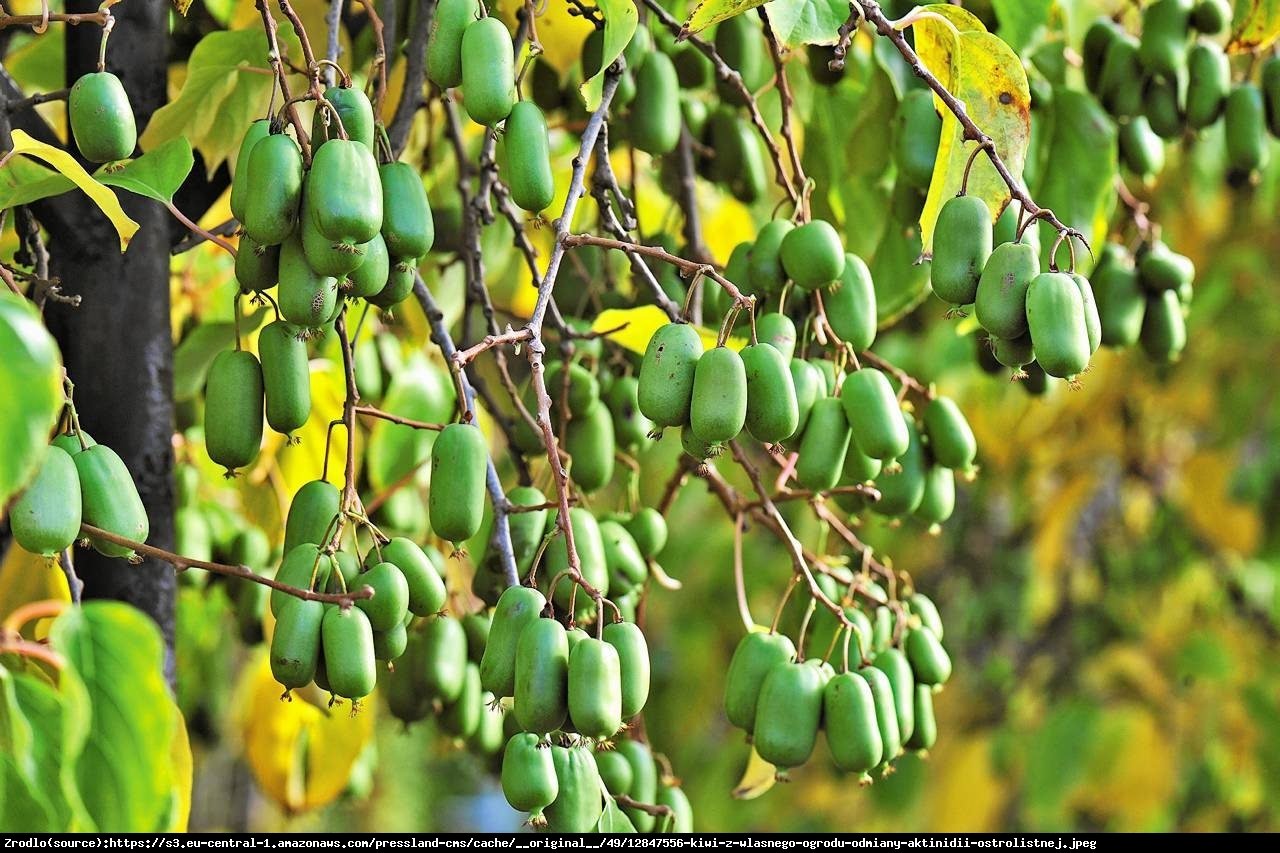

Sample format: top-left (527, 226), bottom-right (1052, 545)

top-left (43, 1), bottom-right (177, 679)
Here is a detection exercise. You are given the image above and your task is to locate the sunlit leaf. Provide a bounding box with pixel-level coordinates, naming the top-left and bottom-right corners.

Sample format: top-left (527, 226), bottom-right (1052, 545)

top-left (589, 305), bottom-right (748, 355)
top-left (1228, 0), bottom-right (1280, 53)
top-left (682, 0), bottom-right (769, 36)
top-left (909, 5), bottom-right (1030, 254)
top-left (0, 291), bottom-right (64, 507)
top-left (765, 0), bottom-right (854, 47)
top-left (731, 746), bottom-right (777, 800)
top-left (0, 157), bottom-right (74, 210)
top-left (98, 137), bottom-right (195, 205)
top-left (580, 0), bottom-right (639, 110)
top-left (990, 0), bottom-right (1052, 54)
top-left (1, 131), bottom-right (139, 250)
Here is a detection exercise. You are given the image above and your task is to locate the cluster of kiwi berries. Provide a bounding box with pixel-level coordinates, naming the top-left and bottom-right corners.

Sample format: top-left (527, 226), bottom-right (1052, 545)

top-left (726, 589), bottom-right (950, 780)
top-left (1086, 0), bottom-right (1279, 182)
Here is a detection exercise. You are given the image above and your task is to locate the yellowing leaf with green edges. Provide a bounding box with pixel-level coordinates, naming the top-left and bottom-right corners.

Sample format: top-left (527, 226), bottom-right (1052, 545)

top-left (682, 0), bottom-right (769, 36)
top-left (580, 0), bottom-right (639, 110)
top-left (1228, 0), bottom-right (1280, 52)
top-left (2, 131), bottom-right (139, 251)
top-left (590, 305), bottom-right (748, 355)
top-left (909, 5), bottom-right (1030, 254)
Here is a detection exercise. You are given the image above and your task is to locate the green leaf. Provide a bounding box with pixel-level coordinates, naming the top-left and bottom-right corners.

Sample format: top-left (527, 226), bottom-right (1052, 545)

top-left (173, 309), bottom-right (267, 402)
top-left (5, 671), bottom-right (94, 831)
top-left (765, 0), bottom-right (852, 47)
top-left (366, 355), bottom-right (456, 492)
top-left (98, 137), bottom-right (195, 205)
top-left (50, 602), bottom-right (177, 832)
top-left (580, 0), bottom-right (639, 110)
top-left (0, 292), bottom-right (64, 507)
top-left (682, 0), bottom-right (769, 36)
top-left (990, 0), bottom-right (1052, 54)
top-left (1228, 0), bottom-right (1280, 52)
top-left (138, 27), bottom-right (278, 175)
top-left (909, 5), bottom-right (1031, 253)
top-left (0, 157), bottom-right (75, 210)
top-left (1033, 88), bottom-right (1117, 259)
top-left (596, 797), bottom-right (638, 832)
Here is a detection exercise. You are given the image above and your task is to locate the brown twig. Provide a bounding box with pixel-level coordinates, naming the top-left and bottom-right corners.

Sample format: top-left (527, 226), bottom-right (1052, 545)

top-left (255, 0), bottom-right (312, 162)
top-left (353, 405), bottom-right (445, 431)
top-left (79, 523), bottom-right (369, 605)
top-left (758, 7), bottom-right (808, 217)
top-left (0, 11), bottom-right (109, 29)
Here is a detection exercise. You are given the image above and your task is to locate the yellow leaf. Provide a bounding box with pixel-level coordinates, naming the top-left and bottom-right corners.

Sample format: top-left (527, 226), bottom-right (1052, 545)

top-left (1028, 472), bottom-right (1095, 625)
top-left (235, 652), bottom-right (376, 814)
top-left (166, 704), bottom-right (193, 831)
top-left (927, 732), bottom-right (1007, 831)
top-left (1070, 704), bottom-right (1175, 829)
top-left (730, 745), bottom-right (777, 800)
top-left (589, 305), bottom-right (748, 356)
top-left (1227, 0), bottom-right (1280, 53)
top-left (1173, 449), bottom-right (1261, 556)
top-left (3, 130), bottom-right (139, 251)
top-left (682, 0), bottom-right (769, 36)
top-left (499, 0), bottom-right (592, 73)
top-left (908, 6), bottom-right (1030, 253)
top-left (0, 547), bottom-right (70, 639)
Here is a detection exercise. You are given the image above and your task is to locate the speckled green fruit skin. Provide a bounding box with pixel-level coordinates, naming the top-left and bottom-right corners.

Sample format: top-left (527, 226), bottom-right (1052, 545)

top-left (235, 237), bottom-right (280, 294)
top-left (502, 101), bottom-right (555, 212)
top-left (568, 638), bottom-right (623, 739)
top-left (1140, 289), bottom-right (1187, 362)
top-left (379, 162), bottom-right (434, 260)
top-left (271, 544), bottom-right (332, 616)
top-left (840, 368), bottom-right (909, 462)
top-left (1225, 84), bottom-right (1269, 173)
top-left (754, 661), bottom-right (825, 769)
top-left (301, 210), bottom-right (367, 277)
top-left (355, 561), bottom-right (410, 631)
top-left (930, 195), bottom-right (993, 306)
top-left (270, 597), bottom-right (323, 690)
top-left (368, 261), bottom-right (416, 310)
top-left (312, 85), bottom-right (376, 150)
top-left (69, 71), bottom-right (136, 163)
top-left (242, 133), bottom-right (304, 246)
top-left (748, 220), bottom-right (795, 295)
top-left (230, 120), bottom-right (271, 222)
top-left (283, 479), bottom-right (341, 555)
top-left (742, 343), bottom-right (799, 444)
top-left (780, 220), bottom-right (846, 290)
top-left (825, 253), bottom-right (877, 350)
top-left (638, 323), bottom-right (702, 427)
top-left (631, 53), bottom-right (681, 156)
top-left (426, 0), bottom-right (479, 89)
top-left (461, 17), bottom-right (516, 126)
top-left (922, 396), bottom-right (976, 471)
top-left (429, 423), bottom-right (488, 543)
top-left (258, 320), bottom-right (311, 436)
top-left (795, 397), bottom-right (851, 492)
top-left (344, 231), bottom-right (389, 299)
top-left (278, 233), bottom-right (338, 328)
top-left (565, 398), bottom-right (615, 493)
top-left (616, 739), bottom-right (657, 831)
top-left (724, 631), bottom-right (796, 733)
top-left (9, 445), bottom-right (81, 557)
top-left (905, 626), bottom-right (952, 686)
top-left (1186, 42), bottom-right (1230, 129)
top-left (321, 605), bottom-right (376, 699)
top-left (514, 617), bottom-right (570, 734)
top-left (204, 349), bottom-right (264, 475)
top-left (894, 89), bottom-right (942, 189)
top-left (871, 420), bottom-right (927, 518)
top-left (823, 671), bottom-right (884, 774)
top-left (1026, 272), bottom-right (1091, 379)
top-left (975, 240), bottom-right (1040, 341)
top-left (544, 746), bottom-right (605, 832)
top-left (872, 647), bottom-right (916, 745)
top-left (755, 312), bottom-right (797, 361)
top-left (857, 665), bottom-right (902, 760)
top-left (307, 139), bottom-right (383, 245)
top-left (690, 346), bottom-right (747, 443)
top-left (416, 615), bottom-right (466, 704)
top-left (481, 585), bottom-right (547, 698)
top-left (603, 621), bottom-right (651, 719)
top-left (502, 733), bottom-right (558, 821)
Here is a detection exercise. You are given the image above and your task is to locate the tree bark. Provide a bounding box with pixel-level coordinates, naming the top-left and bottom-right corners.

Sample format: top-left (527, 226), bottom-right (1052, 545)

top-left (43, 1), bottom-right (177, 680)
